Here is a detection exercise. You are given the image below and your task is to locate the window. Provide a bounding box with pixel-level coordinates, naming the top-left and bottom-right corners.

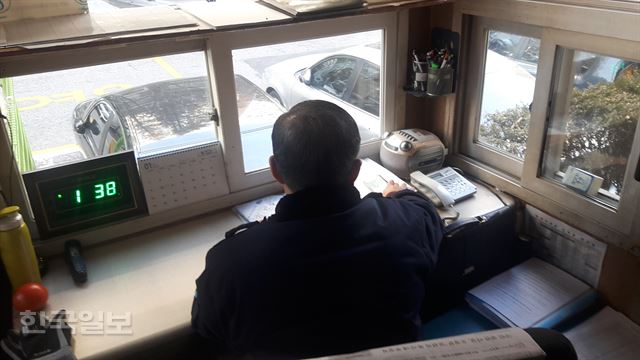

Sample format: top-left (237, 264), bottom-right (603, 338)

top-left (477, 31), bottom-right (540, 160)
top-left (0, 12), bottom-right (398, 244)
top-left (229, 31), bottom-right (383, 173)
top-left (460, 19), bottom-right (542, 176)
top-left (234, 75), bottom-right (286, 173)
top-left (521, 29), bottom-right (640, 234)
top-left (4, 51), bottom-right (214, 171)
top-left (458, 10), bottom-right (640, 238)
top-left (541, 49), bottom-right (639, 206)
top-left (212, 13), bottom-right (397, 191)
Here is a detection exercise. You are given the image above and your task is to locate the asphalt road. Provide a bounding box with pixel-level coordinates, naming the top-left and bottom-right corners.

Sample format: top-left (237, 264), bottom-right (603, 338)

top-left (11, 0), bottom-right (378, 168)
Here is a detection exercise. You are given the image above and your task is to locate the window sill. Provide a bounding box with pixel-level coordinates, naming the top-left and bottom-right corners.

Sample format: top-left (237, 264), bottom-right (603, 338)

top-left (550, 171), bottom-right (621, 209)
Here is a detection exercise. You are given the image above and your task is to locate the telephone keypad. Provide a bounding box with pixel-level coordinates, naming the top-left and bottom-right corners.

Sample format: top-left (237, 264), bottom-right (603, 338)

top-left (427, 168), bottom-right (477, 202)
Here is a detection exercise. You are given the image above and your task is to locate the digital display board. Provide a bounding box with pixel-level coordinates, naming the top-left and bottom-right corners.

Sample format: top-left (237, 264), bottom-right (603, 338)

top-left (23, 151), bottom-right (148, 239)
top-left (53, 178), bottom-right (121, 212)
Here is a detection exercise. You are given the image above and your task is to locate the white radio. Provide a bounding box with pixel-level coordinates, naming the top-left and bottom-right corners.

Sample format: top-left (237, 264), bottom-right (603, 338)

top-left (379, 129), bottom-right (446, 179)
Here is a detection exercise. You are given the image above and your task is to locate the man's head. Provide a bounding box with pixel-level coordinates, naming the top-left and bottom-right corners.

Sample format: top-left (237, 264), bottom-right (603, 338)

top-left (270, 100), bottom-right (361, 193)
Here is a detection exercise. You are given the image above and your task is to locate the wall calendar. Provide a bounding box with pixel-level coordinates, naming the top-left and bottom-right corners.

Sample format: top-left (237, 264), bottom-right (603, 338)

top-left (137, 142), bottom-right (229, 214)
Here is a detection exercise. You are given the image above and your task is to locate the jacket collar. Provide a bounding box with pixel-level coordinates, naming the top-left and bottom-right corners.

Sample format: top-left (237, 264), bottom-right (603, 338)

top-left (273, 185), bottom-right (361, 222)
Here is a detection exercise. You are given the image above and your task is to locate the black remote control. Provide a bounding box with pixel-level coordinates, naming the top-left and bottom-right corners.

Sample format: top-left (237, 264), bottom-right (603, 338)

top-left (64, 240), bottom-right (87, 284)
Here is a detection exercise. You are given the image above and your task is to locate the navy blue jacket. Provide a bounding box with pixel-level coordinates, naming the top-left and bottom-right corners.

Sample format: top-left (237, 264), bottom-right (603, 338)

top-left (192, 186), bottom-right (443, 358)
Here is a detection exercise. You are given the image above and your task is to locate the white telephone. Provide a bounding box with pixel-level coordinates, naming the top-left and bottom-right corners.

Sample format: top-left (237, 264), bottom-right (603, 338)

top-left (410, 167), bottom-right (477, 207)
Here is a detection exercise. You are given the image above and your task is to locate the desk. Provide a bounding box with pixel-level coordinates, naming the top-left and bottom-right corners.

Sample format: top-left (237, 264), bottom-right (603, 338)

top-left (42, 211), bottom-right (241, 359)
top-left (41, 179), bottom-right (510, 359)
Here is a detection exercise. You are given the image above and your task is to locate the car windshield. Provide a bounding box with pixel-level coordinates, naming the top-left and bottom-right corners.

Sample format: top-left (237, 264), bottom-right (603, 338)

top-left (107, 76), bottom-right (214, 151)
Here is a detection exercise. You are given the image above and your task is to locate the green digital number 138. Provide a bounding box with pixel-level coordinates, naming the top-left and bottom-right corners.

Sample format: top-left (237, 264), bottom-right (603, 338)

top-left (94, 181), bottom-right (117, 199)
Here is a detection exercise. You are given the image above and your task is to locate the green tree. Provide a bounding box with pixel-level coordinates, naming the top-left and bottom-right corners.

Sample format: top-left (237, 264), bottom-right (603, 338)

top-left (563, 68), bottom-right (640, 192)
top-left (479, 104), bottom-right (530, 160)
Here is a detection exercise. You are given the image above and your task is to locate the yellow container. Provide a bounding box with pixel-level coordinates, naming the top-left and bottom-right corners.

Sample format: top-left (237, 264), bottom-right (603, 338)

top-left (0, 206), bottom-right (41, 291)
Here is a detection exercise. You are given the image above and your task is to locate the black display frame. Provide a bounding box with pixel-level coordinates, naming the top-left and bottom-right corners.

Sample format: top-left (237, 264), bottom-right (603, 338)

top-left (22, 151), bottom-right (148, 239)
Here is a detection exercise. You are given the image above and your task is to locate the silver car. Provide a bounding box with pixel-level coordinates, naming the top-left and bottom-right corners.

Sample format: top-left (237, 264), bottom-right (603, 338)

top-left (72, 75), bottom-right (284, 170)
top-left (263, 44), bottom-right (381, 142)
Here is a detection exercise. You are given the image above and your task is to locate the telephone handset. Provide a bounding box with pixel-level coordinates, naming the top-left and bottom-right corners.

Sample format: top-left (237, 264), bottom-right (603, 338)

top-left (410, 167), bottom-right (477, 207)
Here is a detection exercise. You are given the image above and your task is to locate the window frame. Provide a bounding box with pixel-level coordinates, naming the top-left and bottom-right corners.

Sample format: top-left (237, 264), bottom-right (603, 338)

top-left (0, 39), bottom-right (215, 236)
top-left (521, 27), bottom-right (640, 234)
top-left (459, 17), bottom-right (542, 178)
top-left (206, 12), bottom-right (398, 192)
top-left (453, 0), bottom-right (640, 245)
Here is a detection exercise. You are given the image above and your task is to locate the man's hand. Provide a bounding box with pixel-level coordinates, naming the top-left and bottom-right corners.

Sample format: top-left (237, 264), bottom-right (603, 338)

top-left (382, 180), bottom-right (407, 197)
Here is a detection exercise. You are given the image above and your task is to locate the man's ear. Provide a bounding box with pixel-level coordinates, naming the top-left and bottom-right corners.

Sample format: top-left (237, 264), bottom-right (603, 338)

top-left (348, 159), bottom-right (362, 184)
top-left (269, 155), bottom-right (285, 185)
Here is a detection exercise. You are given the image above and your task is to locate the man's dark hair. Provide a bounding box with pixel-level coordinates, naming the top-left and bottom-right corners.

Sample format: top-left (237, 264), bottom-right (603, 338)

top-left (272, 100), bottom-right (361, 191)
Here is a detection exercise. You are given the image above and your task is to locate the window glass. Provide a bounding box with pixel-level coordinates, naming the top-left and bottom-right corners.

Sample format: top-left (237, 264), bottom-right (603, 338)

top-left (541, 49), bottom-right (639, 206)
top-left (234, 75), bottom-right (287, 173)
top-left (347, 61), bottom-right (380, 116)
top-left (477, 30), bottom-right (540, 160)
top-left (2, 51), bottom-right (213, 171)
top-left (231, 30), bottom-right (383, 173)
top-left (310, 57), bottom-right (358, 98)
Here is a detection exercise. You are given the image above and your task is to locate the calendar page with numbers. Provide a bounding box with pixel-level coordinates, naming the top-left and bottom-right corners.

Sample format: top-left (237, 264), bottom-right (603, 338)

top-left (137, 142), bottom-right (230, 214)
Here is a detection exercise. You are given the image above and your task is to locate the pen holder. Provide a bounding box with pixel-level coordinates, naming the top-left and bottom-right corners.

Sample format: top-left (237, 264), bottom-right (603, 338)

top-left (411, 60), bottom-right (429, 92)
top-left (427, 67), bottom-right (454, 95)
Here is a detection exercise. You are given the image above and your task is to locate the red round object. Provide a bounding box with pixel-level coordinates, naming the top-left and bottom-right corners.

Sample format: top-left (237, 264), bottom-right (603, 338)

top-left (12, 283), bottom-right (49, 312)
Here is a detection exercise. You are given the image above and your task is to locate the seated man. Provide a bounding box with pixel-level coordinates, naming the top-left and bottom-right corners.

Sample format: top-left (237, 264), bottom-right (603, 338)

top-left (192, 100), bottom-right (443, 358)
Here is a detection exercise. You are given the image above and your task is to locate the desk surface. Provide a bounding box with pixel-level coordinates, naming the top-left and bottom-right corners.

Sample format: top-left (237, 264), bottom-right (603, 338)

top-left (41, 180), bottom-right (509, 359)
top-left (438, 181), bottom-right (509, 223)
top-left (43, 211), bottom-right (241, 359)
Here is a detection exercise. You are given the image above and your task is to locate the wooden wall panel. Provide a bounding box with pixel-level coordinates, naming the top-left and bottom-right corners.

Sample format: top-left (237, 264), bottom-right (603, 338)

top-left (404, 4), bottom-right (455, 147)
top-left (598, 245), bottom-right (640, 324)
top-left (404, 7), bottom-right (432, 130)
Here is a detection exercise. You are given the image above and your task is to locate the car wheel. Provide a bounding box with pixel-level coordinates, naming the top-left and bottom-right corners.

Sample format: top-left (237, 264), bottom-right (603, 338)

top-left (267, 89), bottom-right (283, 106)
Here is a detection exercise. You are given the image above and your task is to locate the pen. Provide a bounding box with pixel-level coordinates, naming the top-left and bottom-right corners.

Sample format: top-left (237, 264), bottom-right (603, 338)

top-left (412, 50), bottom-right (424, 72)
top-left (413, 50), bottom-right (426, 91)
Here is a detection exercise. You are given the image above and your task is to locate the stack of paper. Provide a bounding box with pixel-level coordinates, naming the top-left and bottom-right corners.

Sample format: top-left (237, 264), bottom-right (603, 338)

top-left (466, 258), bottom-right (597, 329)
top-left (564, 306), bottom-right (640, 360)
top-left (234, 194), bottom-right (284, 223)
top-left (353, 158), bottom-right (412, 197)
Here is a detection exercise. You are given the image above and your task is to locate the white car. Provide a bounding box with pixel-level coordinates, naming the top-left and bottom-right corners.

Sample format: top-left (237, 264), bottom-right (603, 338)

top-left (72, 75), bottom-right (284, 171)
top-left (263, 44), bottom-right (381, 142)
